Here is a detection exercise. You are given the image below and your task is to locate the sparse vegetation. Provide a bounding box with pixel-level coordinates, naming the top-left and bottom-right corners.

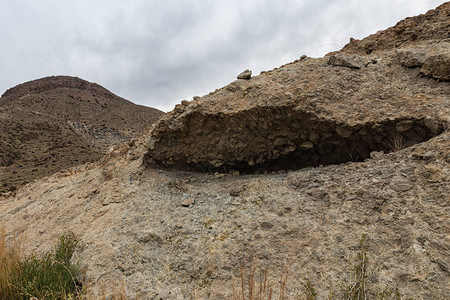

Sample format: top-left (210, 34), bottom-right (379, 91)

top-left (232, 268), bottom-right (287, 300)
top-left (387, 134), bottom-right (404, 152)
top-left (0, 225), bottom-right (23, 300)
top-left (232, 235), bottom-right (401, 300)
top-left (302, 279), bottom-right (317, 300)
top-left (100, 284), bottom-right (128, 300)
top-left (1, 228), bottom-right (402, 299)
top-left (0, 225), bottom-right (83, 299)
top-left (332, 234), bottom-right (401, 300)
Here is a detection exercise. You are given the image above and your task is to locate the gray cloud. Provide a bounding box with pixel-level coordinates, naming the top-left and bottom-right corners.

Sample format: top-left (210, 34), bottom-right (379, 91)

top-left (0, 0), bottom-right (446, 111)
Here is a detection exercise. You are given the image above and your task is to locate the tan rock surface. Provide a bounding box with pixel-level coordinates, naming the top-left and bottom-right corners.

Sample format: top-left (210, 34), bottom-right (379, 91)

top-left (1, 3), bottom-right (449, 300)
top-left (2, 130), bottom-right (449, 299)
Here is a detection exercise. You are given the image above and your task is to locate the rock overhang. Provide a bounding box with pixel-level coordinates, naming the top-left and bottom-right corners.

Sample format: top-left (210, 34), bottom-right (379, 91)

top-left (144, 102), bottom-right (447, 174)
top-left (143, 4), bottom-right (450, 174)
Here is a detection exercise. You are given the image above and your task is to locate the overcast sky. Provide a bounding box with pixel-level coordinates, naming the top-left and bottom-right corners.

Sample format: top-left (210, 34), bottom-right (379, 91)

top-left (0, 1), bottom-right (446, 112)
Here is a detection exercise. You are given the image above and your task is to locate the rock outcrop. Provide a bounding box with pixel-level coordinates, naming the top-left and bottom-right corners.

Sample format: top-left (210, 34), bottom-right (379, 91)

top-left (237, 69), bottom-right (252, 80)
top-left (328, 53), bottom-right (364, 69)
top-left (397, 42), bottom-right (450, 80)
top-left (144, 3), bottom-right (449, 174)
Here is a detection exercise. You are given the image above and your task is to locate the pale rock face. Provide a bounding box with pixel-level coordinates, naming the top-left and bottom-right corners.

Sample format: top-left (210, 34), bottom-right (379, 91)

top-left (1, 3), bottom-right (450, 300)
top-left (397, 42), bottom-right (450, 80)
top-left (421, 52), bottom-right (450, 80)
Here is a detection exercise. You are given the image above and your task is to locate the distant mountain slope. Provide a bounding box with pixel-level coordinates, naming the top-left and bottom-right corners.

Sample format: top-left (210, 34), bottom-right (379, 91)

top-left (0, 76), bottom-right (164, 191)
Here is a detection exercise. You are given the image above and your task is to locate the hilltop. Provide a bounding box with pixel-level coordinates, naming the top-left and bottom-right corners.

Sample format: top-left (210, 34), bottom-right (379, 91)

top-left (0, 76), bottom-right (164, 191)
top-left (1, 3), bottom-right (449, 299)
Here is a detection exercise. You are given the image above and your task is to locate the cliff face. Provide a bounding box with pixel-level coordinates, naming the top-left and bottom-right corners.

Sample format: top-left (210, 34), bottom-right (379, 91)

top-left (0, 76), bottom-right (164, 191)
top-left (0, 4), bottom-right (449, 300)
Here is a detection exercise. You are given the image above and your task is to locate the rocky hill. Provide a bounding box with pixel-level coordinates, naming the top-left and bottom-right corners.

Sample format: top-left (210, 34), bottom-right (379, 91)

top-left (0, 3), bottom-right (449, 300)
top-left (0, 76), bottom-right (164, 192)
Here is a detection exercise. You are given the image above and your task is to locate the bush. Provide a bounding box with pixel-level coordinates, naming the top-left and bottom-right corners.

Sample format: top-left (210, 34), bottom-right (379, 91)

top-left (0, 226), bottom-right (83, 300)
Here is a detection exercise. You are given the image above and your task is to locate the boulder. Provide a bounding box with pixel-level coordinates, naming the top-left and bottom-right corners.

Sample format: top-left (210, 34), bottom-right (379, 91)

top-left (421, 53), bottom-right (450, 80)
top-left (396, 42), bottom-right (450, 80)
top-left (397, 49), bottom-right (427, 67)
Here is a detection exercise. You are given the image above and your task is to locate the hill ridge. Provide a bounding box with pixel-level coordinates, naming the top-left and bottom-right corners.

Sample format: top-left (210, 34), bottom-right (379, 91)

top-left (0, 75), bottom-right (164, 191)
top-left (1, 76), bottom-right (107, 100)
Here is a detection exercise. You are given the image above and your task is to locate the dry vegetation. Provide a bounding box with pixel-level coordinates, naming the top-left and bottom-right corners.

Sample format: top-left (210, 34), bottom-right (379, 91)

top-left (0, 224), bottom-right (82, 299)
top-left (230, 235), bottom-right (401, 300)
top-left (1, 225), bottom-right (403, 299)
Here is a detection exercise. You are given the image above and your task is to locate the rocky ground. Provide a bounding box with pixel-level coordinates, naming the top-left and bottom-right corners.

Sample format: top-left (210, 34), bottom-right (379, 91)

top-left (1, 3), bottom-right (449, 300)
top-left (1, 127), bottom-right (448, 299)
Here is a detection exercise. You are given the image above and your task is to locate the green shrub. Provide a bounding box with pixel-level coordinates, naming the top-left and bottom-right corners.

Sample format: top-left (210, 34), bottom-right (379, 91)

top-left (341, 234), bottom-right (370, 299)
top-left (303, 279), bottom-right (317, 300)
top-left (3, 231), bottom-right (83, 300)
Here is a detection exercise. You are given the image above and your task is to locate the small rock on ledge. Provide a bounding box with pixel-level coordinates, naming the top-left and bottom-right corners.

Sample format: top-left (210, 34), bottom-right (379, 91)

top-left (237, 69), bottom-right (252, 80)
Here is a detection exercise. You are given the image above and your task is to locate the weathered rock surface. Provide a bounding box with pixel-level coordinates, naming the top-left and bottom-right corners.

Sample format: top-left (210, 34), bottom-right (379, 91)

top-left (1, 130), bottom-right (449, 299)
top-left (1, 3), bottom-right (449, 300)
top-left (397, 42), bottom-right (450, 80)
top-left (328, 53), bottom-right (364, 69)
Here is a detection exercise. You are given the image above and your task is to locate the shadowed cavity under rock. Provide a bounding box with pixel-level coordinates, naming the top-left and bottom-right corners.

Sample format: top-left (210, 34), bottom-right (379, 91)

top-left (145, 106), bottom-right (446, 174)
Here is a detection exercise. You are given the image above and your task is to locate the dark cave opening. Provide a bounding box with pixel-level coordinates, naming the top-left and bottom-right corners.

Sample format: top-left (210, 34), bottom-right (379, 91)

top-left (146, 107), bottom-right (446, 174)
top-left (214, 122), bottom-right (443, 174)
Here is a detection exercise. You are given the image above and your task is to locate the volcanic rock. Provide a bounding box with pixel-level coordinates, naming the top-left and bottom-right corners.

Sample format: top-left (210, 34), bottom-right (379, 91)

top-left (328, 53), bottom-right (364, 69)
top-left (181, 197), bottom-right (195, 207)
top-left (397, 42), bottom-right (450, 80)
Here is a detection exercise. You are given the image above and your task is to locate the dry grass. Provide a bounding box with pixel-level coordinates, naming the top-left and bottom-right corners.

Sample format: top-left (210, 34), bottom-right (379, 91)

top-left (232, 267), bottom-right (288, 300)
top-left (0, 224), bottom-right (24, 300)
top-left (230, 235), bottom-right (400, 300)
top-left (387, 134), bottom-right (403, 152)
top-left (0, 224), bottom-right (83, 300)
top-left (1, 223), bottom-right (129, 300)
top-left (100, 284), bottom-right (128, 300)
top-left (2, 226), bottom-right (401, 300)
